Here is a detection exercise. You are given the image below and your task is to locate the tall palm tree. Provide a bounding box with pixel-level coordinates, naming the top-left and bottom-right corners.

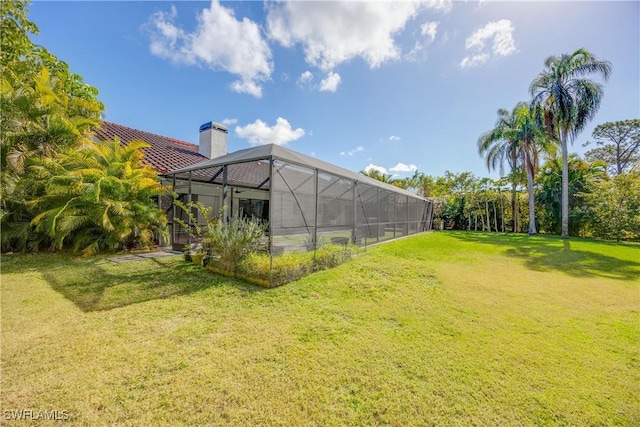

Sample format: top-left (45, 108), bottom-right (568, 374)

top-left (479, 103), bottom-right (551, 234)
top-left (530, 48), bottom-right (612, 238)
top-left (510, 103), bottom-right (554, 234)
top-left (478, 106), bottom-right (521, 232)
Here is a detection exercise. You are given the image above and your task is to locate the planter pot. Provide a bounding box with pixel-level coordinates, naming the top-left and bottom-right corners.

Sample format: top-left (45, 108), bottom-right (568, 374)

top-left (191, 253), bottom-right (205, 266)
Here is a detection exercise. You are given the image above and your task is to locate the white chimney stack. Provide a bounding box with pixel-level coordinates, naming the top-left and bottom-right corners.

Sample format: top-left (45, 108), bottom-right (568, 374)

top-left (199, 121), bottom-right (228, 159)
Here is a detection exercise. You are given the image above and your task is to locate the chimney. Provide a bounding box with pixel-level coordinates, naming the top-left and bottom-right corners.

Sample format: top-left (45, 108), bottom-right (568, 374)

top-left (199, 121), bottom-right (228, 159)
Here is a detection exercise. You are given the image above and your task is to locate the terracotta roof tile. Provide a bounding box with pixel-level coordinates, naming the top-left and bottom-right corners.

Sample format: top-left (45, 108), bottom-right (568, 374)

top-left (92, 121), bottom-right (270, 189)
top-left (93, 121), bottom-right (205, 174)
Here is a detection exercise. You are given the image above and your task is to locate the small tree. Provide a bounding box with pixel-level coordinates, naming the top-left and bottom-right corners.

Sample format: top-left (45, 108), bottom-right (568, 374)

top-left (172, 197), bottom-right (219, 248)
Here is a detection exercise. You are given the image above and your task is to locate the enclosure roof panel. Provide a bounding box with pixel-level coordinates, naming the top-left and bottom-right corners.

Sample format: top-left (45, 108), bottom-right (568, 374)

top-left (167, 144), bottom-right (426, 200)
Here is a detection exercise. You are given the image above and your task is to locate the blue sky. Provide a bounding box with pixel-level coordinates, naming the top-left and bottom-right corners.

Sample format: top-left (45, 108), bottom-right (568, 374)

top-left (30, 1), bottom-right (639, 179)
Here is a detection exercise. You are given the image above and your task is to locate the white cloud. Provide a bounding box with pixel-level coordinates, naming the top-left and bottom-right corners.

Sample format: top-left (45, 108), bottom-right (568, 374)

top-left (221, 118), bottom-right (238, 126)
top-left (235, 117), bottom-right (305, 146)
top-left (460, 19), bottom-right (516, 68)
top-left (146, 1), bottom-right (272, 98)
top-left (405, 42), bottom-right (425, 62)
top-left (319, 72), bottom-right (342, 92)
top-left (389, 162), bottom-right (418, 173)
top-left (425, 0), bottom-right (453, 13)
top-left (420, 21), bottom-right (439, 42)
top-left (388, 135), bottom-right (402, 142)
top-left (364, 163), bottom-right (388, 174)
top-left (297, 70), bottom-right (314, 87)
top-left (460, 52), bottom-right (490, 68)
top-left (340, 145), bottom-right (365, 156)
top-left (267, 2), bottom-right (441, 72)
top-left (406, 20), bottom-right (439, 61)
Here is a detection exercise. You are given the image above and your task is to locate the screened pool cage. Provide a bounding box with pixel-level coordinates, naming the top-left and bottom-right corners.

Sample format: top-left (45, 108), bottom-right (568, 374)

top-left (165, 144), bottom-right (434, 259)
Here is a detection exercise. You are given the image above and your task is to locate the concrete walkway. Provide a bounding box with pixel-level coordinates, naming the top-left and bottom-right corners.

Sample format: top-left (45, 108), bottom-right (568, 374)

top-left (107, 248), bottom-right (182, 263)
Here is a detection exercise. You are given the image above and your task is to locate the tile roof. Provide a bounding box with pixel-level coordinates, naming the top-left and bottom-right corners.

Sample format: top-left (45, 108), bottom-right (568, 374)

top-left (93, 121), bottom-right (205, 174)
top-left (92, 121), bottom-right (271, 189)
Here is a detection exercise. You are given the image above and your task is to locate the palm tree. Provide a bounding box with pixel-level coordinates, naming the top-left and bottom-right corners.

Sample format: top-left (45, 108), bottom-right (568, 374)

top-left (510, 103), bottom-right (554, 234)
top-left (478, 106), bottom-right (521, 232)
top-left (360, 168), bottom-right (393, 183)
top-left (29, 137), bottom-right (167, 255)
top-left (479, 103), bottom-right (552, 234)
top-left (530, 48), bottom-right (612, 238)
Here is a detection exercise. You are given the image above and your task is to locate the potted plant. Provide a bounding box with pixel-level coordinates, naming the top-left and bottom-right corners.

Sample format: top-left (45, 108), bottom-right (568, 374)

top-left (191, 248), bottom-right (205, 266)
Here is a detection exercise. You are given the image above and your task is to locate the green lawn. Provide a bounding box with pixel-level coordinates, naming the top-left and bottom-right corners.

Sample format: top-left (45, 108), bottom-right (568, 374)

top-left (1, 232), bottom-right (639, 425)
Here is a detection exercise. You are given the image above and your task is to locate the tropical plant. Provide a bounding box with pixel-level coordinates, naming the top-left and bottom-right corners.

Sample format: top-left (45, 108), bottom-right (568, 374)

top-left (1, 0), bottom-right (104, 252)
top-left (478, 106), bottom-right (522, 232)
top-left (1, 0), bottom-right (102, 173)
top-left (23, 138), bottom-right (168, 255)
top-left (479, 102), bottom-right (552, 234)
top-left (530, 48), bottom-right (612, 238)
top-left (581, 171), bottom-right (640, 241)
top-left (535, 155), bottom-right (607, 236)
top-left (360, 167), bottom-right (393, 183)
top-left (583, 119), bottom-right (640, 175)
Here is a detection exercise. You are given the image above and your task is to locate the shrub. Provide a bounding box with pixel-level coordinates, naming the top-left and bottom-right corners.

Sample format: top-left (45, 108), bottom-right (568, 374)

top-left (313, 244), bottom-right (355, 271)
top-left (8, 138), bottom-right (168, 255)
top-left (231, 243), bottom-right (358, 287)
top-left (205, 216), bottom-right (267, 273)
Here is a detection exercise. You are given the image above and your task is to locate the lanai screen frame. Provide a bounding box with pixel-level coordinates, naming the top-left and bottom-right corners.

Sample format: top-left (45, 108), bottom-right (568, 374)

top-left (166, 144), bottom-right (434, 260)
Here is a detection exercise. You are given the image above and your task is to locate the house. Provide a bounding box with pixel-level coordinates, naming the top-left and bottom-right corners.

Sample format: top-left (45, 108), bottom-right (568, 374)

top-left (93, 121), bottom-right (434, 252)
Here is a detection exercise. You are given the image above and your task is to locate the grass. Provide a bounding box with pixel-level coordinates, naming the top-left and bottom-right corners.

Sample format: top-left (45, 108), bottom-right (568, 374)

top-left (1, 231), bottom-right (639, 425)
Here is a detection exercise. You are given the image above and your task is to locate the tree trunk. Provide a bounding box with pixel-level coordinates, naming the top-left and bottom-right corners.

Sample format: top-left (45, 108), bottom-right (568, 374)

top-left (493, 201), bottom-right (498, 233)
top-left (525, 154), bottom-right (537, 235)
top-left (500, 191), bottom-right (505, 232)
top-left (510, 151), bottom-right (519, 233)
top-left (485, 199), bottom-right (490, 232)
top-left (511, 182), bottom-right (520, 233)
top-left (522, 152), bottom-right (538, 234)
top-left (561, 131), bottom-right (570, 238)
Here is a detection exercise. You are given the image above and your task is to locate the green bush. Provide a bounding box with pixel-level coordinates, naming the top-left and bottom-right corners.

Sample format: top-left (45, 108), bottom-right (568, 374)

top-left (205, 216), bottom-right (267, 273)
top-left (313, 244), bottom-right (355, 271)
top-left (230, 243), bottom-right (358, 287)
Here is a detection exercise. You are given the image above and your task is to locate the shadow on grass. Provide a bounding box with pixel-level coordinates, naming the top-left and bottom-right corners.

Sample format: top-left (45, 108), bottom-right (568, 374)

top-left (2, 253), bottom-right (263, 312)
top-left (445, 231), bottom-right (640, 282)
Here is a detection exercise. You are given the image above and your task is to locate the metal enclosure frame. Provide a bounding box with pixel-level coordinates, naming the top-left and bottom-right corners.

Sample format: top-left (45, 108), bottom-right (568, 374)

top-left (166, 144), bottom-right (434, 285)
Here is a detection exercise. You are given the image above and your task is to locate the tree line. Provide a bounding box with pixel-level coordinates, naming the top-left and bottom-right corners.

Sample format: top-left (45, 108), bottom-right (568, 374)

top-left (362, 118), bottom-right (640, 241)
top-left (362, 48), bottom-right (639, 242)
